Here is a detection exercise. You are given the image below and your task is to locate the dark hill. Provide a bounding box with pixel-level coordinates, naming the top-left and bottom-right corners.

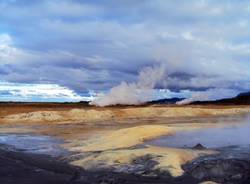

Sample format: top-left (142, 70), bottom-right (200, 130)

top-left (147, 97), bottom-right (185, 105)
top-left (191, 92), bottom-right (250, 105)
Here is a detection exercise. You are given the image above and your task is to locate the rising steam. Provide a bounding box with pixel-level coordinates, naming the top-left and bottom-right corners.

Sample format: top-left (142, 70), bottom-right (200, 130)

top-left (90, 64), bottom-right (238, 107)
top-left (176, 88), bottom-right (238, 105)
top-left (90, 65), bottom-right (166, 106)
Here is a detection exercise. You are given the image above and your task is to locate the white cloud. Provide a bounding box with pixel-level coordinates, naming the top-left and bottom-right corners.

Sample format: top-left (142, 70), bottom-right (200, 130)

top-left (181, 31), bottom-right (195, 41)
top-left (1, 0), bottom-right (250, 101)
top-left (0, 81), bottom-right (94, 102)
top-left (0, 33), bottom-right (12, 44)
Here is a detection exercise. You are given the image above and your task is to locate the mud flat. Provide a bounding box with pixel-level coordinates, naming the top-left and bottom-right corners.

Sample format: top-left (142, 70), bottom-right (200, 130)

top-left (1, 144), bottom-right (249, 184)
top-left (2, 104), bottom-right (250, 125)
top-left (148, 122), bottom-right (250, 183)
top-left (1, 104), bottom-right (250, 183)
top-left (0, 144), bottom-right (216, 184)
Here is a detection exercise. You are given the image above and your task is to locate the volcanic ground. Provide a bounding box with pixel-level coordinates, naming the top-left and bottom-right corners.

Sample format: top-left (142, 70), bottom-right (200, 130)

top-left (1, 103), bottom-right (250, 184)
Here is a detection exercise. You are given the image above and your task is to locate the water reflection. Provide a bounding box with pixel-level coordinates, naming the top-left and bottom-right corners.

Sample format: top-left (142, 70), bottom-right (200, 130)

top-left (149, 121), bottom-right (250, 149)
top-left (0, 133), bottom-right (68, 157)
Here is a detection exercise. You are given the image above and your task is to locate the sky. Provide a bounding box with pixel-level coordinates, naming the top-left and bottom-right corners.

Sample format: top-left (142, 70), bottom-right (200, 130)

top-left (1, 0), bottom-right (250, 102)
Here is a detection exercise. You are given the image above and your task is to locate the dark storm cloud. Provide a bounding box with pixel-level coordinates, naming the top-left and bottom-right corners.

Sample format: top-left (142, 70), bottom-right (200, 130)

top-left (1, 0), bottom-right (250, 97)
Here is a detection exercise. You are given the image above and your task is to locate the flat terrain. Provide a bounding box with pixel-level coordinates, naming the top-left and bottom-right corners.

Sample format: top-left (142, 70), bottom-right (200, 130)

top-left (1, 103), bottom-right (250, 183)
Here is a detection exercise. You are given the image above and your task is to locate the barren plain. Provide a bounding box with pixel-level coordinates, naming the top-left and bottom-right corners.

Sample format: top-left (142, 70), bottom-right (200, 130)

top-left (1, 103), bottom-right (250, 183)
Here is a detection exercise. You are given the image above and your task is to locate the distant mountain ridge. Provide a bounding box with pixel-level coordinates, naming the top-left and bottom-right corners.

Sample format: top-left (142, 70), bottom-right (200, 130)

top-left (147, 91), bottom-right (250, 106)
top-left (147, 97), bottom-right (185, 105)
top-left (191, 91), bottom-right (250, 105)
top-left (1, 91), bottom-right (250, 106)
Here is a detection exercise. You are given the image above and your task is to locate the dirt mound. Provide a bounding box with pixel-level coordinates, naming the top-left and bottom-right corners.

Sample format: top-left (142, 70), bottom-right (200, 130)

top-left (3, 111), bottom-right (63, 123)
top-left (3, 106), bottom-right (250, 124)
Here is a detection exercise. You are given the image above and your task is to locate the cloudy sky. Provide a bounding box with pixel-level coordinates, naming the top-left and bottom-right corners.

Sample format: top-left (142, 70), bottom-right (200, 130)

top-left (1, 0), bottom-right (250, 102)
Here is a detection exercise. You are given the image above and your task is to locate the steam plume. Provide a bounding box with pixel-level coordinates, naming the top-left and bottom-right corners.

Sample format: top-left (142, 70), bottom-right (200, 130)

top-left (176, 92), bottom-right (209, 105)
top-left (176, 88), bottom-right (238, 105)
top-left (90, 65), bottom-right (166, 106)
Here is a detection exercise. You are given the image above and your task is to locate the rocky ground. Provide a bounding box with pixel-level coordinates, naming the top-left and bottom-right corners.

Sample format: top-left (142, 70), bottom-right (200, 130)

top-left (0, 144), bottom-right (199, 184)
top-left (1, 144), bottom-right (250, 184)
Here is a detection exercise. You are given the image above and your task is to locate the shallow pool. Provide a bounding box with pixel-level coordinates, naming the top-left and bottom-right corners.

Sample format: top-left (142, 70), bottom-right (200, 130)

top-left (148, 122), bottom-right (250, 149)
top-left (0, 133), bottom-right (68, 157)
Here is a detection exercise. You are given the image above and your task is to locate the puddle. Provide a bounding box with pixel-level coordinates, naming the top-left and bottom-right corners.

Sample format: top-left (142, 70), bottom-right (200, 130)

top-left (148, 123), bottom-right (250, 149)
top-left (0, 133), bottom-right (68, 157)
